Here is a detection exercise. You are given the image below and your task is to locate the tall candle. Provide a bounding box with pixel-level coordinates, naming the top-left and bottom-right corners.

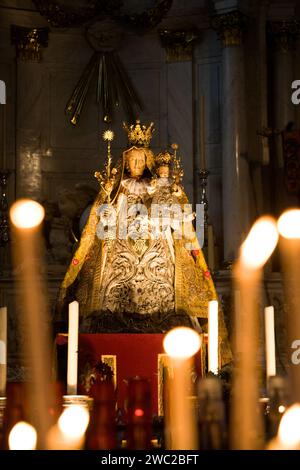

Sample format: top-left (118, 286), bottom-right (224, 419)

top-left (67, 301), bottom-right (79, 395)
top-left (200, 94), bottom-right (206, 170)
top-left (264, 306), bottom-right (276, 380)
top-left (0, 306), bottom-right (7, 396)
top-left (10, 199), bottom-right (53, 449)
top-left (232, 216), bottom-right (278, 450)
top-left (208, 300), bottom-right (218, 375)
top-left (278, 209), bottom-right (300, 403)
top-left (2, 103), bottom-right (6, 169)
top-left (163, 327), bottom-right (201, 450)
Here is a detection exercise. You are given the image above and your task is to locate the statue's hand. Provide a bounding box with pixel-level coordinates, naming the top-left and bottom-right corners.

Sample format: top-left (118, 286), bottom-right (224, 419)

top-left (104, 181), bottom-right (114, 193)
top-left (147, 178), bottom-right (157, 195)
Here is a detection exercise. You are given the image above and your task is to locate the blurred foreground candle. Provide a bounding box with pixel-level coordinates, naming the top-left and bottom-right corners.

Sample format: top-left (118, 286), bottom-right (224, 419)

top-left (0, 306), bottom-right (7, 396)
top-left (126, 377), bottom-right (152, 450)
top-left (86, 381), bottom-right (116, 450)
top-left (163, 327), bottom-right (201, 449)
top-left (232, 216), bottom-right (279, 450)
top-left (278, 209), bottom-right (300, 403)
top-left (208, 300), bottom-right (218, 375)
top-left (67, 301), bottom-right (79, 395)
top-left (8, 421), bottom-right (37, 450)
top-left (198, 377), bottom-right (226, 449)
top-left (10, 199), bottom-right (53, 448)
top-left (264, 306), bottom-right (276, 381)
top-left (47, 404), bottom-right (89, 450)
top-left (268, 404), bottom-right (300, 449)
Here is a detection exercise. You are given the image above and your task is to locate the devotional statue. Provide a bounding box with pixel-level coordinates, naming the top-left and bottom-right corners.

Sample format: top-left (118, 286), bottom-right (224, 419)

top-left (57, 120), bottom-right (231, 365)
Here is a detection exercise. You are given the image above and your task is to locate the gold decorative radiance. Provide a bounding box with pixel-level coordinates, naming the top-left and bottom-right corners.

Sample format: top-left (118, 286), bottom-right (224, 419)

top-left (101, 355), bottom-right (117, 388)
top-left (268, 20), bottom-right (300, 53)
top-left (159, 29), bottom-right (200, 62)
top-left (211, 10), bottom-right (247, 47)
top-left (11, 25), bottom-right (49, 61)
top-left (123, 119), bottom-right (154, 148)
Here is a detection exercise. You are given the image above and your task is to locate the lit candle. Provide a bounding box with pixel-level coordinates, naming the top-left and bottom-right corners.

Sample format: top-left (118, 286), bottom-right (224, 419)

top-left (163, 327), bottom-right (201, 450)
top-left (67, 301), bottom-right (79, 395)
top-left (278, 209), bottom-right (300, 404)
top-left (200, 94), bottom-right (206, 170)
top-left (0, 306), bottom-right (7, 397)
top-left (268, 404), bottom-right (300, 450)
top-left (264, 306), bottom-right (276, 381)
top-left (9, 421), bottom-right (37, 450)
top-left (47, 404), bottom-right (89, 450)
top-left (232, 216), bottom-right (279, 450)
top-left (208, 300), bottom-right (218, 375)
top-left (10, 199), bottom-right (53, 448)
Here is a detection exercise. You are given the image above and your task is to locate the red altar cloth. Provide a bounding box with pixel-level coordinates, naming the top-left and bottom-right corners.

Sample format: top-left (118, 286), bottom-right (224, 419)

top-left (56, 333), bottom-right (204, 416)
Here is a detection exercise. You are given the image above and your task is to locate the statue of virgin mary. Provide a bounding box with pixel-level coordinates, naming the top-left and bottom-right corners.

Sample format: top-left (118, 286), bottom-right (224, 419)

top-left (57, 120), bottom-right (231, 365)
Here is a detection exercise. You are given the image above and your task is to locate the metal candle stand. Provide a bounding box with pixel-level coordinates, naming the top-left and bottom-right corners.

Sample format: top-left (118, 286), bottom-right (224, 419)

top-left (0, 170), bottom-right (10, 247)
top-left (198, 169), bottom-right (210, 247)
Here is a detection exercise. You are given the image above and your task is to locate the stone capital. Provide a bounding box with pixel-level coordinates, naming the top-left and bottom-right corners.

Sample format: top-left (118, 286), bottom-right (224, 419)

top-left (268, 20), bottom-right (300, 52)
top-left (211, 10), bottom-right (247, 47)
top-left (159, 29), bottom-right (200, 62)
top-left (11, 25), bottom-right (49, 62)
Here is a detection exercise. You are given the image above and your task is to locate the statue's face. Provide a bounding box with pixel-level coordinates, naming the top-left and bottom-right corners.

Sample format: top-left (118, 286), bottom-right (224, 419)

top-left (157, 165), bottom-right (169, 178)
top-left (127, 149), bottom-right (146, 178)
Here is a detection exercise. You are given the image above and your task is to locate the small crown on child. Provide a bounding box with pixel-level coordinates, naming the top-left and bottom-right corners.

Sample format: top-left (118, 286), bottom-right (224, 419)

top-left (155, 151), bottom-right (173, 166)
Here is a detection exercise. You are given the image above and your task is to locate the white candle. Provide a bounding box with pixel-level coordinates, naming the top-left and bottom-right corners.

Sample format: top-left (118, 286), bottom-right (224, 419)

top-left (0, 306), bottom-right (7, 396)
top-left (232, 216), bottom-right (279, 450)
top-left (264, 306), bottom-right (276, 380)
top-left (200, 95), bottom-right (206, 170)
top-left (67, 301), bottom-right (79, 395)
top-left (278, 209), bottom-right (300, 403)
top-left (208, 300), bottom-right (218, 375)
top-left (10, 199), bottom-right (52, 448)
top-left (163, 327), bottom-right (201, 450)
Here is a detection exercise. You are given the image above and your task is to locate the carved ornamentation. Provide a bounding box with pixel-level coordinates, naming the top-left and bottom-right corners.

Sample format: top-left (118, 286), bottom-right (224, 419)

top-left (159, 29), bottom-right (200, 62)
top-left (11, 25), bottom-right (49, 62)
top-left (33, 0), bottom-right (173, 32)
top-left (268, 20), bottom-right (300, 52)
top-left (211, 10), bottom-right (247, 47)
top-left (281, 130), bottom-right (300, 194)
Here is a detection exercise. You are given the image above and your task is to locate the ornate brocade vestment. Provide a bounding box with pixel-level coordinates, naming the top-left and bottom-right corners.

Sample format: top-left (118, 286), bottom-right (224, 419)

top-left (58, 173), bottom-right (232, 365)
top-left (80, 178), bottom-right (175, 315)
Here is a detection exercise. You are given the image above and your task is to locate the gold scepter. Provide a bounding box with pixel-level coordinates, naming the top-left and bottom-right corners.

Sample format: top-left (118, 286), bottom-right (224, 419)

top-left (171, 143), bottom-right (184, 196)
top-left (94, 129), bottom-right (117, 203)
top-left (94, 130), bottom-right (117, 285)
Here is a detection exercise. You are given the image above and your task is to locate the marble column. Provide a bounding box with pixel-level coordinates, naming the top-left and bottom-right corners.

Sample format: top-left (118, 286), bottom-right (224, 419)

top-left (212, 9), bottom-right (250, 263)
top-left (11, 26), bottom-right (49, 199)
top-left (159, 29), bottom-right (199, 204)
top-left (268, 19), bottom-right (300, 213)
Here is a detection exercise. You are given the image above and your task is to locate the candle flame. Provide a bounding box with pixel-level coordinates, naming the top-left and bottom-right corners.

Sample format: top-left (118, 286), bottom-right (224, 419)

top-left (240, 216), bottom-right (278, 270)
top-left (9, 421), bottom-right (37, 450)
top-left (10, 199), bottom-right (45, 229)
top-left (278, 209), bottom-right (300, 239)
top-left (58, 405), bottom-right (89, 439)
top-left (278, 404), bottom-right (300, 448)
top-left (163, 327), bottom-right (201, 359)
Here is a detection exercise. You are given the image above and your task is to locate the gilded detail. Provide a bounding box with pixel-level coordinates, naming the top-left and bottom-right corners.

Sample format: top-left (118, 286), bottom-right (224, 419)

top-left (268, 20), bottom-right (300, 53)
top-left (11, 25), bottom-right (49, 62)
top-left (211, 11), bottom-right (247, 47)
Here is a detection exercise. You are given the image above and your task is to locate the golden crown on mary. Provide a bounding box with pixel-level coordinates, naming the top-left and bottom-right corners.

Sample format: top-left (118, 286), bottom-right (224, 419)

top-left (123, 119), bottom-right (154, 148)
